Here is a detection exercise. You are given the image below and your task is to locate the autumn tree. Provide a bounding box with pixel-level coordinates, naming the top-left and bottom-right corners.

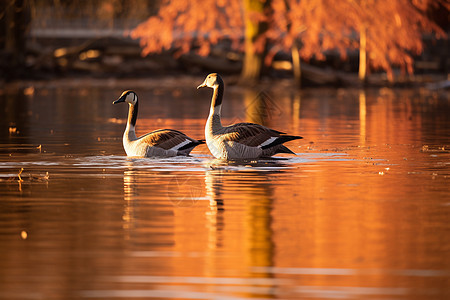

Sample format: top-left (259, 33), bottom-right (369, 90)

top-left (130, 0), bottom-right (269, 83)
top-left (333, 0), bottom-right (447, 82)
top-left (131, 0), bottom-right (447, 83)
top-left (241, 0), bottom-right (272, 83)
top-left (268, 0), bottom-right (447, 82)
top-left (130, 0), bottom-right (244, 62)
top-left (268, 0), bottom-right (356, 84)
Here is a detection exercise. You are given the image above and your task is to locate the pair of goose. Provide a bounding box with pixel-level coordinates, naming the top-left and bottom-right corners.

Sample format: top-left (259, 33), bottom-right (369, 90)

top-left (113, 73), bottom-right (302, 160)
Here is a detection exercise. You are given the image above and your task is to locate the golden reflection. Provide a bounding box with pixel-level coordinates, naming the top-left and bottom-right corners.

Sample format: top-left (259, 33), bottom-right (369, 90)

top-left (292, 93), bottom-right (301, 131)
top-left (204, 169), bottom-right (225, 252)
top-left (359, 89), bottom-right (366, 145)
top-left (115, 89), bottom-right (449, 298)
top-left (204, 167), bottom-right (277, 277)
top-left (122, 169), bottom-right (136, 233)
top-left (2, 87), bottom-right (449, 299)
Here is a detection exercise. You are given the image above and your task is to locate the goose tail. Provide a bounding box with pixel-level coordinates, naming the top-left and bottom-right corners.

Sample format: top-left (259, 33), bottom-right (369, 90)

top-left (261, 135), bottom-right (302, 150)
top-left (177, 139), bottom-right (205, 156)
top-left (276, 145), bottom-right (297, 155)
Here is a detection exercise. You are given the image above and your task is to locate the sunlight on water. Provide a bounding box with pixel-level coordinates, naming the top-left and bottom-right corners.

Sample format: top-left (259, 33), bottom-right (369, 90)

top-left (0, 84), bottom-right (449, 299)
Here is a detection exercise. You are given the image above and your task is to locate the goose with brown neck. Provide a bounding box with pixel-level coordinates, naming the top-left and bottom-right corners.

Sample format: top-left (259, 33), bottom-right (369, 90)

top-left (113, 90), bottom-right (204, 157)
top-left (197, 73), bottom-right (302, 160)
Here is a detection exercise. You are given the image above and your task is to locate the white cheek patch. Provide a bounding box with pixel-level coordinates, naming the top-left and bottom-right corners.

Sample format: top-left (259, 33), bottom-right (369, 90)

top-left (259, 137), bottom-right (278, 148)
top-left (126, 93), bottom-right (136, 104)
top-left (170, 139), bottom-right (191, 151)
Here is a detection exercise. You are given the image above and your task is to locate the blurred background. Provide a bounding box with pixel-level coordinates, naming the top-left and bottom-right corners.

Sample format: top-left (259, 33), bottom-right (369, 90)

top-left (0, 0), bottom-right (448, 86)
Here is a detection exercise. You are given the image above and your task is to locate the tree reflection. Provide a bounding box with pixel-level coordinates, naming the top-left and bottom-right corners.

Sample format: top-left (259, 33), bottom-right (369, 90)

top-left (359, 89), bottom-right (366, 145)
top-left (243, 89), bottom-right (282, 127)
top-left (204, 165), bottom-right (286, 279)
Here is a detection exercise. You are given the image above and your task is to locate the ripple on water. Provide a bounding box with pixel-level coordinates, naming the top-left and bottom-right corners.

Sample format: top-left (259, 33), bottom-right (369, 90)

top-left (0, 152), bottom-right (356, 175)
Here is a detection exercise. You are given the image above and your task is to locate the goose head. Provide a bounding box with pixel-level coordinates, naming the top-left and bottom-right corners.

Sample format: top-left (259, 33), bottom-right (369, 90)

top-left (113, 90), bottom-right (137, 106)
top-left (197, 73), bottom-right (222, 89)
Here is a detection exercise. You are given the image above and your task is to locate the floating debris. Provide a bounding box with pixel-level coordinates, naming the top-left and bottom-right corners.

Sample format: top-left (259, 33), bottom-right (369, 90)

top-left (5, 168), bottom-right (49, 183)
top-left (421, 145), bottom-right (450, 153)
top-left (0, 144), bottom-right (42, 154)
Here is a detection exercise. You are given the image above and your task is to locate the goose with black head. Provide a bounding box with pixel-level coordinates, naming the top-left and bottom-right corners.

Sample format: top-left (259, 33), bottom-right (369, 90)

top-left (113, 90), bottom-right (204, 157)
top-left (197, 73), bottom-right (302, 160)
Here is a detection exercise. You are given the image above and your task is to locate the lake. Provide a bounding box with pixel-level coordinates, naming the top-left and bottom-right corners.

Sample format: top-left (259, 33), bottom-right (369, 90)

top-left (0, 77), bottom-right (449, 299)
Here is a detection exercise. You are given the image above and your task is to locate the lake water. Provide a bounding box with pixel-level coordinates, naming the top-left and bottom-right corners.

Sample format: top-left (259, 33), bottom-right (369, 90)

top-left (0, 78), bottom-right (449, 299)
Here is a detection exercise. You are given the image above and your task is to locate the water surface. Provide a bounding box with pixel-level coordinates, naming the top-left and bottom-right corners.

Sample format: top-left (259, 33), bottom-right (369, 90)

top-left (0, 80), bottom-right (449, 299)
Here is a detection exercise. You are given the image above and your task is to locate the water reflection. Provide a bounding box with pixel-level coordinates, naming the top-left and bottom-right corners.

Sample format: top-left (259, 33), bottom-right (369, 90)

top-left (204, 165), bottom-right (283, 279)
top-left (243, 88), bottom-right (283, 127)
top-left (1, 83), bottom-right (449, 299)
top-left (121, 165), bottom-right (188, 248)
top-left (359, 89), bottom-right (366, 145)
top-left (119, 159), bottom-right (285, 298)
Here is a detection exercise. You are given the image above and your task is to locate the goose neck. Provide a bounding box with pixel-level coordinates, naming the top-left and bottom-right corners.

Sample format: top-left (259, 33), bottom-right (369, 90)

top-left (127, 102), bottom-right (138, 128)
top-left (207, 86), bottom-right (223, 132)
top-left (124, 102), bottom-right (138, 142)
top-left (210, 84), bottom-right (224, 116)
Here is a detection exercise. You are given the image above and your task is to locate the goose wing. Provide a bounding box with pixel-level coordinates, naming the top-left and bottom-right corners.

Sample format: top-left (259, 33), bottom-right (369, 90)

top-left (220, 123), bottom-right (286, 147)
top-left (139, 129), bottom-right (200, 151)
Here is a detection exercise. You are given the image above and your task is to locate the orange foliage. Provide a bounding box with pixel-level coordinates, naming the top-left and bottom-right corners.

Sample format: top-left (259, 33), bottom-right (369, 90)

top-left (131, 0), bottom-right (447, 76)
top-left (270, 0), bottom-right (447, 76)
top-left (130, 0), bottom-right (244, 57)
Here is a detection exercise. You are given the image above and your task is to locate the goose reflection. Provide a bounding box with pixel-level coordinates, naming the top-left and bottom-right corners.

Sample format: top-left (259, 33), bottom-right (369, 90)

top-left (123, 168), bottom-right (138, 232)
top-left (204, 161), bottom-right (288, 271)
top-left (122, 165), bottom-right (195, 245)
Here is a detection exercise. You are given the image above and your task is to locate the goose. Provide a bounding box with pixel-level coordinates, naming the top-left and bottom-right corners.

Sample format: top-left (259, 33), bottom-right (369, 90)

top-left (113, 90), bottom-right (204, 157)
top-left (197, 73), bottom-right (302, 160)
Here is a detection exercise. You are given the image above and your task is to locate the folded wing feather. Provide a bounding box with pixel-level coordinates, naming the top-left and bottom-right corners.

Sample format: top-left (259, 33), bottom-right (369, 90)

top-left (219, 123), bottom-right (285, 147)
top-left (138, 129), bottom-right (196, 150)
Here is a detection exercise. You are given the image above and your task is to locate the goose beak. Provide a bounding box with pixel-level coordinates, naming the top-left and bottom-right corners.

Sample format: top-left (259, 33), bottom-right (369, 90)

top-left (113, 96), bottom-right (125, 104)
top-left (197, 81), bottom-right (207, 89)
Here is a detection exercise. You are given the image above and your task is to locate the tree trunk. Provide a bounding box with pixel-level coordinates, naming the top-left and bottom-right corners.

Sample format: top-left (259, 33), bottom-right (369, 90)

top-left (240, 0), bottom-right (271, 84)
top-left (1, 0), bottom-right (30, 79)
top-left (241, 45), bottom-right (264, 84)
top-left (358, 26), bottom-right (367, 84)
